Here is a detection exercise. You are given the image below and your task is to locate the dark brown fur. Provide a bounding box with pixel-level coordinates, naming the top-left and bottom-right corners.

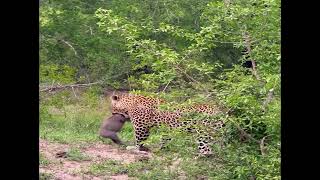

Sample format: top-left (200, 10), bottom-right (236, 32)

top-left (99, 114), bottom-right (130, 145)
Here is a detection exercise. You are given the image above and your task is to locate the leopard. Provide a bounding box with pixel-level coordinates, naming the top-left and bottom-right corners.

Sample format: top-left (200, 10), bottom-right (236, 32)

top-left (110, 93), bottom-right (165, 118)
top-left (110, 93), bottom-right (226, 156)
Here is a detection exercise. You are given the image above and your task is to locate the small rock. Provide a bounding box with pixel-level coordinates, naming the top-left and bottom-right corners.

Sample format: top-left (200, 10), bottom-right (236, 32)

top-left (126, 146), bottom-right (136, 150)
top-left (55, 151), bottom-right (67, 158)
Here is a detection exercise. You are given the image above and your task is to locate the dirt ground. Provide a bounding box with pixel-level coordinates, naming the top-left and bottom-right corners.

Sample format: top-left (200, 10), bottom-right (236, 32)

top-left (39, 139), bottom-right (152, 180)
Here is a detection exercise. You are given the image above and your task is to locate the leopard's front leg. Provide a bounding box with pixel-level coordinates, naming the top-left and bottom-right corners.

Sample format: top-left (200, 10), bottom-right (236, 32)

top-left (133, 124), bottom-right (151, 151)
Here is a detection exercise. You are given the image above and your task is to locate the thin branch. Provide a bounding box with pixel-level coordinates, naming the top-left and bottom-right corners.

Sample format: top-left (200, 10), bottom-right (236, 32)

top-left (71, 87), bottom-right (78, 98)
top-left (89, 27), bottom-right (93, 35)
top-left (262, 88), bottom-right (274, 112)
top-left (60, 39), bottom-right (78, 56)
top-left (234, 123), bottom-right (260, 143)
top-left (40, 81), bottom-right (102, 92)
top-left (235, 122), bottom-right (272, 156)
top-left (41, 80), bottom-right (56, 93)
top-left (164, 2), bottom-right (171, 19)
top-left (260, 135), bottom-right (270, 156)
top-left (174, 65), bottom-right (210, 95)
top-left (50, 80), bottom-right (55, 89)
top-left (85, 25), bottom-right (93, 35)
top-left (40, 74), bottom-right (125, 93)
top-left (227, 113), bottom-right (277, 153)
top-left (162, 80), bottom-right (172, 93)
top-left (212, 41), bottom-right (239, 44)
top-left (152, 0), bottom-right (159, 19)
top-left (175, 65), bottom-right (198, 83)
top-left (194, 18), bottom-right (199, 30)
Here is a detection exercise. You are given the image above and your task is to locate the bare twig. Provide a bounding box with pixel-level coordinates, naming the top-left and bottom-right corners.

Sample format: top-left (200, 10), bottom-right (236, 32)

top-left (60, 39), bottom-right (78, 56)
top-left (85, 25), bottom-right (93, 35)
top-left (260, 135), bottom-right (271, 156)
top-left (262, 88), bottom-right (274, 111)
top-left (39, 80), bottom-right (56, 92)
top-left (213, 41), bottom-right (240, 44)
top-left (152, 0), bottom-right (159, 19)
top-left (71, 87), bottom-right (78, 98)
top-left (234, 123), bottom-right (260, 143)
top-left (235, 123), bottom-right (272, 156)
top-left (174, 65), bottom-right (210, 95)
top-left (50, 80), bottom-right (55, 91)
top-left (51, 80), bottom-right (55, 87)
top-left (163, 2), bottom-right (170, 18)
top-left (40, 81), bottom-right (102, 92)
top-left (175, 65), bottom-right (198, 83)
top-left (162, 80), bottom-right (172, 93)
top-left (227, 114), bottom-right (277, 152)
top-left (194, 18), bottom-right (199, 30)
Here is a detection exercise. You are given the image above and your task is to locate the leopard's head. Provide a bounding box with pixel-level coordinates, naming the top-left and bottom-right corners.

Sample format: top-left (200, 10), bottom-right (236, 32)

top-left (110, 94), bottom-right (133, 118)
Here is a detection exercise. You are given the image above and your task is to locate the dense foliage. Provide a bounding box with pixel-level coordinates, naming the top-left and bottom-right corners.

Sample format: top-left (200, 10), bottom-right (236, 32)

top-left (40, 0), bottom-right (280, 179)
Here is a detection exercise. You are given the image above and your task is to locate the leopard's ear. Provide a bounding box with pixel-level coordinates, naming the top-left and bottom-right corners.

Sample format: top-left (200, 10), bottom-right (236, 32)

top-left (111, 95), bottom-right (119, 101)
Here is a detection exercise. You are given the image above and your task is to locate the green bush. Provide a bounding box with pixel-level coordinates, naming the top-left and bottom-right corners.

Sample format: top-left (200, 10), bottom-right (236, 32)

top-left (40, 0), bottom-right (280, 178)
